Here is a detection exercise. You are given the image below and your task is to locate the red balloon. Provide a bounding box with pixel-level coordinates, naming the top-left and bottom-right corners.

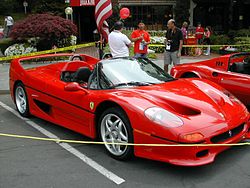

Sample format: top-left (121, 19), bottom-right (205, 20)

top-left (120, 8), bottom-right (130, 20)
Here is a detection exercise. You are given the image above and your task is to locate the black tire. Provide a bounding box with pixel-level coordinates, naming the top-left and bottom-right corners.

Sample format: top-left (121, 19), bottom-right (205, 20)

top-left (182, 73), bottom-right (199, 78)
top-left (14, 82), bottom-right (30, 117)
top-left (98, 107), bottom-right (134, 160)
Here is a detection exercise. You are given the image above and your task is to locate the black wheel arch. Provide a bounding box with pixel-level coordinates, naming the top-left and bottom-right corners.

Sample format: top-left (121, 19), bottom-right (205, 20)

top-left (94, 101), bottom-right (131, 137)
top-left (181, 72), bottom-right (200, 78)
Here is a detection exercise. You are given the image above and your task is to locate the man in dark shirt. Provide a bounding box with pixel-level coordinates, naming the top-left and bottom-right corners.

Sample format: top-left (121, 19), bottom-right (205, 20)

top-left (164, 19), bottom-right (183, 73)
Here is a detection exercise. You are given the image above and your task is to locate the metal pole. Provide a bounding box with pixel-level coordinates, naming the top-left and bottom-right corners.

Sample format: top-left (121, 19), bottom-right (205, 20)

top-left (98, 35), bottom-right (104, 59)
top-left (71, 13), bottom-right (73, 22)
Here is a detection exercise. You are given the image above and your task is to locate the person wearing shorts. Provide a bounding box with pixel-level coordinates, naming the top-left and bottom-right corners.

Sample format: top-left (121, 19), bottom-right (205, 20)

top-left (164, 19), bottom-right (183, 73)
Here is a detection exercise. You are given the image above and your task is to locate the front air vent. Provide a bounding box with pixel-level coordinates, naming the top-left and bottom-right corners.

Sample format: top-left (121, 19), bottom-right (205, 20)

top-left (210, 123), bottom-right (245, 143)
top-left (34, 99), bottom-right (51, 114)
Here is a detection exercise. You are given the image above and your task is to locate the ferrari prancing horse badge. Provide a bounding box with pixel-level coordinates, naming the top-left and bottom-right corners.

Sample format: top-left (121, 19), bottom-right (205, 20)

top-left (90, 102), bottom-right (94, 110)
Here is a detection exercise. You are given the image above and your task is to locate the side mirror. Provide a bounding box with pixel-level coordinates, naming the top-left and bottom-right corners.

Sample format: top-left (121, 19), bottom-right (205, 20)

top-left (64, 82), bottom-right (88, 94)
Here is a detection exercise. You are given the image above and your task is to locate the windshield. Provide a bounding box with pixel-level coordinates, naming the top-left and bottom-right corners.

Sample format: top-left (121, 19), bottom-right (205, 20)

top-left (97, 58), bottom-right (174, 89)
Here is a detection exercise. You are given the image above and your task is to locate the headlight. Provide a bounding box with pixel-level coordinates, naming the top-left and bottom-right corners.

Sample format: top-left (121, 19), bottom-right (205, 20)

top-left (222, 90), bottom-right (242, 104)
top-left (144, 107), bottom-right (183, 128)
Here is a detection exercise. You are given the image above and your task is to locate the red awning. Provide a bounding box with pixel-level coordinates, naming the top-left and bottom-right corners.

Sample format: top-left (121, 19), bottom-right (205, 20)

top-left (70, 0), bottom-right (95, 7)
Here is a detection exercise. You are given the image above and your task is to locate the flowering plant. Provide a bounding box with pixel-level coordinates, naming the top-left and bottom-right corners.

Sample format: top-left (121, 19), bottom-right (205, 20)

top-left (4, 43), bottom-right (37, 56)
top-left (10, 14), bottom-right (77, 50)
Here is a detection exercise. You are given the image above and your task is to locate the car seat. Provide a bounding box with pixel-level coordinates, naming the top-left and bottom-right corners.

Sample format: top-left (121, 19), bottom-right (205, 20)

top-left (243, 62), bottom-right (250, 75)
top-left (73, 67), bottom-right (92, 83)
top-left (231, 62), bottom-right (245, 73)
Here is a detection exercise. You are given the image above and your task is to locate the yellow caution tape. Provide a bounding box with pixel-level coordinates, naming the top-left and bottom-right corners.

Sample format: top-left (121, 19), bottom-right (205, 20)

top-left (149, 43), bottom-right (250, 48)
top-left (0, 42), bottom-right (96, 62)
top-left (0, 132), bottom-right (249, 147)
top-left (0, 42), bottom-right (249, 62)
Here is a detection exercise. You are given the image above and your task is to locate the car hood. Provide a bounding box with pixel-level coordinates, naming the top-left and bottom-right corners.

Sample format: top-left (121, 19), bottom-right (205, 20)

top-left (114, 79), bottom-right (247, 132)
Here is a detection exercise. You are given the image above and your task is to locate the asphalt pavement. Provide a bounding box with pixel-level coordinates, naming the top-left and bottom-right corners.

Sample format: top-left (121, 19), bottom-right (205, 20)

top-left (0, 94), bottom-right (250, 188)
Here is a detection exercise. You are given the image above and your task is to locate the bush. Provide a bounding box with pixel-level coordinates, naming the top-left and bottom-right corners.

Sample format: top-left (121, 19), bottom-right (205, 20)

top-left (210, 35), bottom-right (232, 45)
top-left (148, 31), bottom-right (166, 37)
top-left (228, 29), bottom-right (250, 38)
top-left (234, 37), bottom-right (250, 52)
top-left (0, 38), bottom-right (15, 54)
top-left (10, 13), bottom-right (77, 50)
top-left (4, 43), bottom-right (37, 56)
top-left (32, 0), bottom-right (67, 16)
top-left (122, 30), bottom-right (166, 38)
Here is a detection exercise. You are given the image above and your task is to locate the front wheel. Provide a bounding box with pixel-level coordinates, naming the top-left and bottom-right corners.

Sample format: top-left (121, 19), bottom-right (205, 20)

top-left (98, 107), bottom-right (133, 160)
top-left (15, 83), bottom-right (30, 117)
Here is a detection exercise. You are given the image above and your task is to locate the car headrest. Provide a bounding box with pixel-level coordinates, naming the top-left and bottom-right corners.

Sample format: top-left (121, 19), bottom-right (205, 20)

top-left (235, 62), bottom-right (245, 73)
top-left (74, 67), bottom-right (92, 83)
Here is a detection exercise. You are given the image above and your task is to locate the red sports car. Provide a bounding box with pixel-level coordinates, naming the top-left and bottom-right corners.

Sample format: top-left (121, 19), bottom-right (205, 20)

top-left (171, 52), bottom-right (250, 108)
top-left (10, 54), bottom-right (250, 166)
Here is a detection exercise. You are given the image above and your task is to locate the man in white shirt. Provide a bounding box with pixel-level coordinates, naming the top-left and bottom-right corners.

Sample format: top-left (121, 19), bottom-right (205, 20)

top-left (108, 21), bottom-right (132, 58)
top-left (4, 15), bottom-right (14, 38)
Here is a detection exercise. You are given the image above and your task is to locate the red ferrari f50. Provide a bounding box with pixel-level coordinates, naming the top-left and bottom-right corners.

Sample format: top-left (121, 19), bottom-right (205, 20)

top-left (10, 54), bottom-right (250, 166)
top-left (171, 52), bottom-right (250, 108)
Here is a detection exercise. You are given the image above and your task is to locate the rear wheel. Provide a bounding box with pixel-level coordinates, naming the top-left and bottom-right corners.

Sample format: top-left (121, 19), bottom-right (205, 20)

top-left (98, 107), bottom-right (133, 160)
top-left (15, 83), bottom-right (30, 117)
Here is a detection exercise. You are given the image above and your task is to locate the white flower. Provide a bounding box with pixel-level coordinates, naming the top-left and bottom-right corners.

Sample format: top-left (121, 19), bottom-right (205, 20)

top-left (4, 43), bottom-right (37, 56)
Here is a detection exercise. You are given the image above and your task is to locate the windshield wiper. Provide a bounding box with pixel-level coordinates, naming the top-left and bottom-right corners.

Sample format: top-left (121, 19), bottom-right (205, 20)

top-left (109, 81), bottom-right (153, 89)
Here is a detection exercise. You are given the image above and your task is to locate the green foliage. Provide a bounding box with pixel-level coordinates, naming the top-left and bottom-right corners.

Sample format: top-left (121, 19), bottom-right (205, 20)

top-left (148, 46), bottom-right (165, 53)
top-left (32, 0), bottom-right (67, 16)
top-left (122, 30), bottom-right (166, 39)
top-left (148, 31), bottom-right (166, 37)
top-left (0, 38), bottom-right (15, 53)
top-left (228, 29), bottom-right (250, 38)
top-left (0, 0), bottom-right (22, 16)
top-left (234, 37), bottom-right (250, 52)
top-left (122, 30), bottom-right (132, 38)
top-left (210, 35), bottom-right (232, 45)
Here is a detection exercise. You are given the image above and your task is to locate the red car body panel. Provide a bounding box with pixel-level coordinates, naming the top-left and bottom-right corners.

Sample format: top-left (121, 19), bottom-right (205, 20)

top-left (171, 53), bottom-right (250, 107)
top-left (10, 54), bottom-right (250, 166)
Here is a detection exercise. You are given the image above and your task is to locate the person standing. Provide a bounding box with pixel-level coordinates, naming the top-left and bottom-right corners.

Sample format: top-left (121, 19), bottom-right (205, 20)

top-left (181, 21), bottom-right (188, 55)
top-left (195, 23), bottom-right (204, 45)
top-left (203, 26), bottom-right (211, 56)
top-left (164, 19), bottom-right (183, 73)
top-left (108, 21), bottom-right (132, 58)
top-left (4, 15), bottom-right (14, 38)
top-left (131, 20), bottom-right (151, 59)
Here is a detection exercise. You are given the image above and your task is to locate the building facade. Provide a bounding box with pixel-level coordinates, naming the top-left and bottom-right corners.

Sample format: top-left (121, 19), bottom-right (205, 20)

top-left (192, 0), bottom-right (250, 31)
top-left (70, 0), bottom-right (250, 42)
top-left (113, 0), bottom-right (176, 30)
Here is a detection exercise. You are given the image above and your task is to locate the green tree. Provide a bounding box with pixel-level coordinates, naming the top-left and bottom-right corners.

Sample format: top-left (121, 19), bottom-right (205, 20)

top-left (0, 0), bottom-right (21, 15)
top-left (174, 0), bottom-right (190, 27)
top-left (31, 0), bottom-right (67, 16)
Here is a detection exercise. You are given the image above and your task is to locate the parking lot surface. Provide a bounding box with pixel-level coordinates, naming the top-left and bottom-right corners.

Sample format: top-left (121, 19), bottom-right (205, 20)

top-left (0, 94), bottom-right (250, 188)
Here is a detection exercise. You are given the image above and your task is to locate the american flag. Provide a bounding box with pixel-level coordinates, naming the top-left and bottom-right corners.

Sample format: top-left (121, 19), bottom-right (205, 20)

top-left (95, 0), bottom-right (113, 42)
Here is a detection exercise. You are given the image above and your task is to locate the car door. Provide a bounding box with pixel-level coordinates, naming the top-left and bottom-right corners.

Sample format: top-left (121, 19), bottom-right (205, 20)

top-left (43, 69), bottom-right (95, 137)
top-left (208, 69), bottom-right (250, 106)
